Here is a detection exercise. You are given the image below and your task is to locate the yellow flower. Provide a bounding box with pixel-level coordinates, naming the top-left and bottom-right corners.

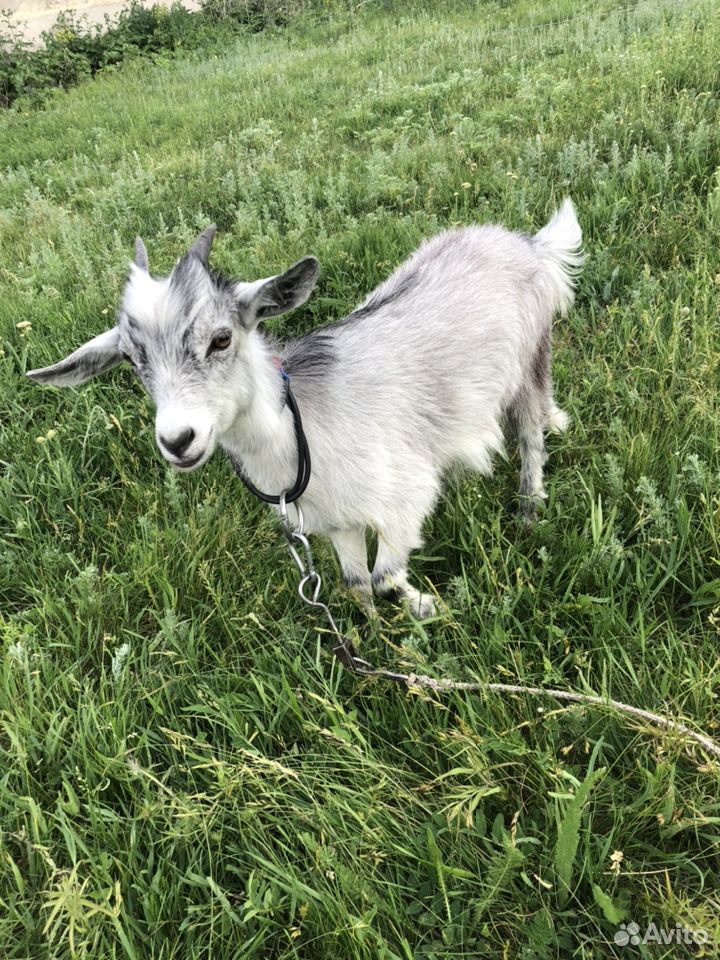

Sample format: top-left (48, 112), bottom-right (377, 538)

top-left (55, 27), bottom-right (76, 44)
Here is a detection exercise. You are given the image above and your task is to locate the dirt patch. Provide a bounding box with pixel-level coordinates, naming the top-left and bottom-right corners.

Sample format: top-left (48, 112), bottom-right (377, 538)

top-left (5, 0), bottom-right (200, 45)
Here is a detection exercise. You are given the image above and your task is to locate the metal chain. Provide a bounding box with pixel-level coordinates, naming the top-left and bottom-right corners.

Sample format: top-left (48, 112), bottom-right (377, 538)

top-left (275, 493), bottom-right (720, 763)
top-left (278, 493), bottom-right (378, 675)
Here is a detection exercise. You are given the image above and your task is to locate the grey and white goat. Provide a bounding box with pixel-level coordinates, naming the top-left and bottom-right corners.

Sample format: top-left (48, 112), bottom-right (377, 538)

top-left (28, 201), bottom-right (582, 616)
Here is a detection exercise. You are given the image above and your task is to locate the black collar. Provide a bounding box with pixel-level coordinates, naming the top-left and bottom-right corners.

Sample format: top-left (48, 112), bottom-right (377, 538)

top-left (228, 368), bottom-right (311, 505)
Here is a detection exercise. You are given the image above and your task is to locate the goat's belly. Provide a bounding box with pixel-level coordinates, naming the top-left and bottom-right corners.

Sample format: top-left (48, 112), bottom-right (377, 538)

top-left (444, 417), bottom-right (506, 476)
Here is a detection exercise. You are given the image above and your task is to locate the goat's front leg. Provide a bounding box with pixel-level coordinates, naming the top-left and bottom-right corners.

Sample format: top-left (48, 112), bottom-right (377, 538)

top-left (372, 529), bottom-right (436, 619)
top-left (330, 528), bottom-right (374, 613)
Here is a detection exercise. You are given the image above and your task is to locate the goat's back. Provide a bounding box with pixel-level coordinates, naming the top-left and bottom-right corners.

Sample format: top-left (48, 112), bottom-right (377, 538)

top-left (321, 212), bottom-right (578, 403)
top-left (283, 204), bottom-right (581, 530)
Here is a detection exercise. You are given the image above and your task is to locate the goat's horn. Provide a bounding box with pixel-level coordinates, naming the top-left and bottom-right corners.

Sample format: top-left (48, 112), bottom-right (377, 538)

top-left (134, 236), bottom-right (149, 271)
top-left (189, 224), bottom-right (217, 267)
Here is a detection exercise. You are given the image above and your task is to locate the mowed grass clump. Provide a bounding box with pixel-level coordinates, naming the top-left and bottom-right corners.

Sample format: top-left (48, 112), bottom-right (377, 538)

top-left (1, 0), bottom-right (720, 956)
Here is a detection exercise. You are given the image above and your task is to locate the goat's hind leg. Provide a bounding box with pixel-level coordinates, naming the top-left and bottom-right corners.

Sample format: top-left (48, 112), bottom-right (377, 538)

top-left (518, 425), bottom-right (547, 521)
top-left (330, 528), bottom-right (374, 613)
top-left (511, 332), bottom-right (569, 520)
top-left (511, 336), bottom-right (553, 521)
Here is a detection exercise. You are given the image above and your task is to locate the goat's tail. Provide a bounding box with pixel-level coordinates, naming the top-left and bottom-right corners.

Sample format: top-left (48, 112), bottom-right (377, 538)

top-left (533, 198), bottom-right (584, 316)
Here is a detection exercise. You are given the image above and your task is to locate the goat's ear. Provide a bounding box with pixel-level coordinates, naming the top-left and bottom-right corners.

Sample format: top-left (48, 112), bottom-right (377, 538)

top-left (27, 327), bottom-right (123, 387)
top-left (134, 236), bottom-right (149, 272)
top-left (235, 257), bottom-right (319, 329)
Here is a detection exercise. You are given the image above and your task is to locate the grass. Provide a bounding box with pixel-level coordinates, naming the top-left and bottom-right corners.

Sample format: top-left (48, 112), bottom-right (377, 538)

top-left (1, 0), bottom-right (720, 956)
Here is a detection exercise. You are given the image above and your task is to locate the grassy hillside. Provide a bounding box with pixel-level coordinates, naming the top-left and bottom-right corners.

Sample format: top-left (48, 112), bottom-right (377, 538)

top-left (1, 0), bottom-right (719, 956)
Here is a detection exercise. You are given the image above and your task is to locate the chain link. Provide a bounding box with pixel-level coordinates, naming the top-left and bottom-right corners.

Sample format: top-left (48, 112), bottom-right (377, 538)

top-left (278, 493), bottom-right (376, 674)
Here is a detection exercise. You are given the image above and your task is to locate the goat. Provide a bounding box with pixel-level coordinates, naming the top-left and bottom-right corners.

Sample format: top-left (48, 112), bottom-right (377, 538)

top-left (28, 201), bottom-right (582, 617)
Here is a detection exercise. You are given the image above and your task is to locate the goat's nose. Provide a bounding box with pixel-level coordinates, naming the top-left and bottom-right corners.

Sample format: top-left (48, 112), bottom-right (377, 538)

top-left (160, 428), bottom-right (195, 458)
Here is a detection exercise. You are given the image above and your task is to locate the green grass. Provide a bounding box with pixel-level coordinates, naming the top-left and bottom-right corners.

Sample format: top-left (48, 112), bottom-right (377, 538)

top-left (2, 0), bottom-right (720, 956)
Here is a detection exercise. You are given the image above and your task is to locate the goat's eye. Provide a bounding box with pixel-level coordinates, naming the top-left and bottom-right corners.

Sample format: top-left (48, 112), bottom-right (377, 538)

top-left (209, 331), bottom-right (232, 353)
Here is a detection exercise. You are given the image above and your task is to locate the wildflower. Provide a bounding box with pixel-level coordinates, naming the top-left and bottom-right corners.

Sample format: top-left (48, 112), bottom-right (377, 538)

top-left (36, 436), bottom-right (46, 444)
top-left (609, 850), bottom-right (624, 875)
top-left (7, 641), bottom-right (26, 664)
top-left (111, 642), bottom-right (131, 680)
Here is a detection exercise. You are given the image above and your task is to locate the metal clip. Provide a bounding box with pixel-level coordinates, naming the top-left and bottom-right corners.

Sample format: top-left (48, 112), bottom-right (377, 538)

top-left (278, 490), bottom-right (377, 674)
top-left (331, 635), bottom-right (375, 674)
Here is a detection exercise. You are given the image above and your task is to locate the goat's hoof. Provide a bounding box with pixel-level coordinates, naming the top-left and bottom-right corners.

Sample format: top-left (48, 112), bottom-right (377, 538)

top-left (345, 587), bottom-right (378, 620)
top-left (348, 588), bottom-right (378, 620)
top-left (405, 590), bottom-right (437, 620)
top-left (518, 496), bottom-right (547, 525)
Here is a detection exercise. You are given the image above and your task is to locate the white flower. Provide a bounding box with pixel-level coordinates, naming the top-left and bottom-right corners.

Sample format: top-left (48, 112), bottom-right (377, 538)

top-left (111, 642), bottom-right (131, 680)
top-left (7, 641), bottom-right (26, 664)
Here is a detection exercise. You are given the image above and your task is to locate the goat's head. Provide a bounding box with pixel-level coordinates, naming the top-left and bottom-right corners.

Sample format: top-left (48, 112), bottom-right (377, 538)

top-left (27, 227), bottom-right (319, 470)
